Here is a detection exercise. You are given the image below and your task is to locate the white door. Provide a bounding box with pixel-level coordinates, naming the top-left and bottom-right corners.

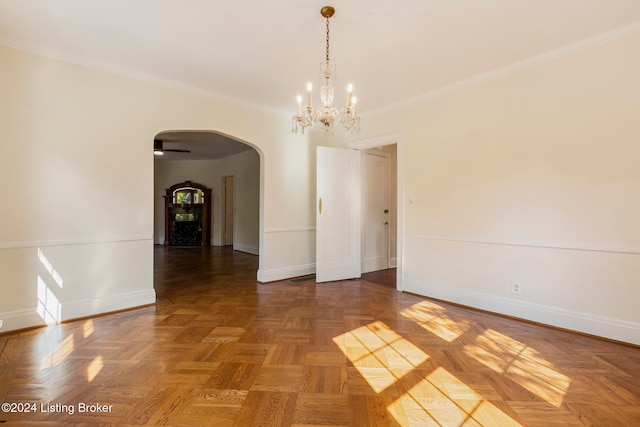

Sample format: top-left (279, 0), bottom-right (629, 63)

top-left (362, 151), bottom-right (390, 273)
top-left (316, 146), bottom-right (361, 283)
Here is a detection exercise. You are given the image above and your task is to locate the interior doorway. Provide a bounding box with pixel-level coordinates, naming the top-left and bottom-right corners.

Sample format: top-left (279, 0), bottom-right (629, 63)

top-left (152, 130), bottom-right (263, 292)
top-left (315, 136), bottom-right (401, 288)
top-left (350, 133), bottom-right (402, 291)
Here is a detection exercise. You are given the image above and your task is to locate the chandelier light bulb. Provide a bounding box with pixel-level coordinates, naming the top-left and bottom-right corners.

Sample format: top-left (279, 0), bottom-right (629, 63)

top-left (346, 84), bottom-right (354, 107)
top-left (349, 96), bottom-right (358, 118)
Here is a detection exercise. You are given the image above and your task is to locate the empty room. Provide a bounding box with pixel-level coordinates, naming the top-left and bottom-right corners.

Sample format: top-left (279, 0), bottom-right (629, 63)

top-left (1, 1), bottom-right (639, 425)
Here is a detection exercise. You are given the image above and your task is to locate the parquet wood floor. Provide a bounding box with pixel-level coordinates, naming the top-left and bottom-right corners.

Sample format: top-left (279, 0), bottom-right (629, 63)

top-left (1, 246), bottom-right (639, 426)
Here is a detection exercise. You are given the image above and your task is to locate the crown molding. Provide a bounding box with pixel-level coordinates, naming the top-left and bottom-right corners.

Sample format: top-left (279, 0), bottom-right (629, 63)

top-left (2, 18), bottom-right (640, 120)
top-left (0, 34), bottom-right (288, 118)
top-left (365, 19), bottom-right (640, 117)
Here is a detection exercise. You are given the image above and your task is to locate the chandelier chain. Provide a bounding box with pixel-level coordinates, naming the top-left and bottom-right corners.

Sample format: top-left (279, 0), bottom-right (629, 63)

top-left (325, 17), bottom-right (330, 62)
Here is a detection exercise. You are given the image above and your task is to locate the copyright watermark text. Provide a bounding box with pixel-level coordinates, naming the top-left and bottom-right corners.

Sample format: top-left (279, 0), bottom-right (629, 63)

top-left (2, 401), bottom-right (113, 415)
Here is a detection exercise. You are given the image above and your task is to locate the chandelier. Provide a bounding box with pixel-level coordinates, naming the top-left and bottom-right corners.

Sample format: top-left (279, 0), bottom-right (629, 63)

top-left (292, 6), bottom-right (361, 135)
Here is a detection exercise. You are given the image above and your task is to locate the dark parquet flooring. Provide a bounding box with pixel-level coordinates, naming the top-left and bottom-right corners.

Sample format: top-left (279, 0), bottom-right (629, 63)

top-left (0, 246), bottom-right (639, 426)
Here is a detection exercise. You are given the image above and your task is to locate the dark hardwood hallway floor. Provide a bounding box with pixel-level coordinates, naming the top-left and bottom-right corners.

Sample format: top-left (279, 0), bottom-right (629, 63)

top-left (1, 246), bottom-right (639, 426)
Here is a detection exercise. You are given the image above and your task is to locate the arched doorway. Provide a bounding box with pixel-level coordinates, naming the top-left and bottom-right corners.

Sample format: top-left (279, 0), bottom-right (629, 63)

top-left (152, 130), bottom-right (263, 287)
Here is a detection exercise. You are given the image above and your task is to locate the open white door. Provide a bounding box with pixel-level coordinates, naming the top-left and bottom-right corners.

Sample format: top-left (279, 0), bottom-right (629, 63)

top-left (316, 146), bottom-right (361, 282)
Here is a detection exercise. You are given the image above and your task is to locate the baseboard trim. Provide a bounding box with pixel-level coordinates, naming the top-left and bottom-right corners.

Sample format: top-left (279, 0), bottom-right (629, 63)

top-left (233, 243), bottom-right (259, 256)
top-left (61, 289), bottom-right (157, 322)
top-left (258, 263), bottom-right (316, 283)
top-left (0, 289), bottom-right (157, 334)
top-left (404, 277), bottom-right (640, 345)
top-left (363, 256), bottom-right (387, 274)
top-left (0, 308), bottom-right (45, 333)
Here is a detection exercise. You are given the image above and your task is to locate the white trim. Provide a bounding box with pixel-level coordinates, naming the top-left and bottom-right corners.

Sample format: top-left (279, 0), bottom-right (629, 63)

top-left (348, 132), bottom-right (403, 150)
top-left (61, 290), bottom-right (156, 322)
top-left (403, 277), bottom-right (640, 345)
top-left (0, 308), bottom-right (45, 332)
top-left (258, 263), bottom-right (316, 283)
top-left (389, 257), bottom-right (397, 268)
top-left (233, 243), bottom-right (259, 256)
top-left (0, 34), bottom-right (287, 118)
top-left (0, 236), bottom-right (153, 251)
top-left (264, 227), bottom-right (315, 233)
top-left (406, 234), bottom-right (640, 255)
top-left (365, 20), bottom-right (640, 117)
top-left (0, 289), bottom-right (156, 333)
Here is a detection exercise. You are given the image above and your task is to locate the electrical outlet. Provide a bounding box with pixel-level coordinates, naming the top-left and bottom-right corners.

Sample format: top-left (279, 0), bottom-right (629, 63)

top-left (0, 320), bottom-right (3, 329)
top-left (511, 282), bottom-right (522, 295)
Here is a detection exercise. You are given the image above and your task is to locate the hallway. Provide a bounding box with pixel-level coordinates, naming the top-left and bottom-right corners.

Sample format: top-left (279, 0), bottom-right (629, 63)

top-left (0, 247), bottom-right (639, 425)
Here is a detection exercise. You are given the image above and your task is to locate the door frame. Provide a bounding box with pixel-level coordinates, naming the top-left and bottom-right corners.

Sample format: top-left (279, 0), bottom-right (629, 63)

top-left (349, 132), bottom-right (404, 291)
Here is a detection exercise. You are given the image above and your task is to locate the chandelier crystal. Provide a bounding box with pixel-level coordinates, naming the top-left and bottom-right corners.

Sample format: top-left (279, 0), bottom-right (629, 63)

top-left (292, 6), bottom-right (360, 136)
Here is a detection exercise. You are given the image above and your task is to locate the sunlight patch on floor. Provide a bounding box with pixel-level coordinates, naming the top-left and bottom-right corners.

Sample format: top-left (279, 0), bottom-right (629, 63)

top-left (464, 328), bottom-right (570, 407)
top-left (87, 355), bottom-right (104, 382)
top-left (40, 333), bottom-right (74, 369)
top-left (83, 319), bottom-right (95, 338)
top-left (400, 300), bottom-right (470, 342)
top-left (333, 321), bottom-right (428, 393)
top-left (387, 367), bottom-right (522, 426)
top-left (334, 321), bottom-right (522, 425)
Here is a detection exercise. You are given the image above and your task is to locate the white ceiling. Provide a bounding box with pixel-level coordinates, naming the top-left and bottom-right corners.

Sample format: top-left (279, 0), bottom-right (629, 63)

top-left (2, 1), bottom-right (640, 157)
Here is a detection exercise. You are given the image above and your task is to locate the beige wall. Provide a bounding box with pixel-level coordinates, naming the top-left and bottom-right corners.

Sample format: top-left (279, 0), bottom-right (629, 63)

top-left (216, 150), bottom-right (261, 253)
top-left (0, 44), bottom-right (316, 332)
top-left (342, 33), bottom-right (640, 344)
top-left (154, 149), bottom-right (260, 253)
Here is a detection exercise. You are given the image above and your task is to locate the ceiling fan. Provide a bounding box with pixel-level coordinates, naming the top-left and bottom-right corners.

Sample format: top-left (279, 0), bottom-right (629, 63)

top-left (153, 139), bottom-right (191, 156)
